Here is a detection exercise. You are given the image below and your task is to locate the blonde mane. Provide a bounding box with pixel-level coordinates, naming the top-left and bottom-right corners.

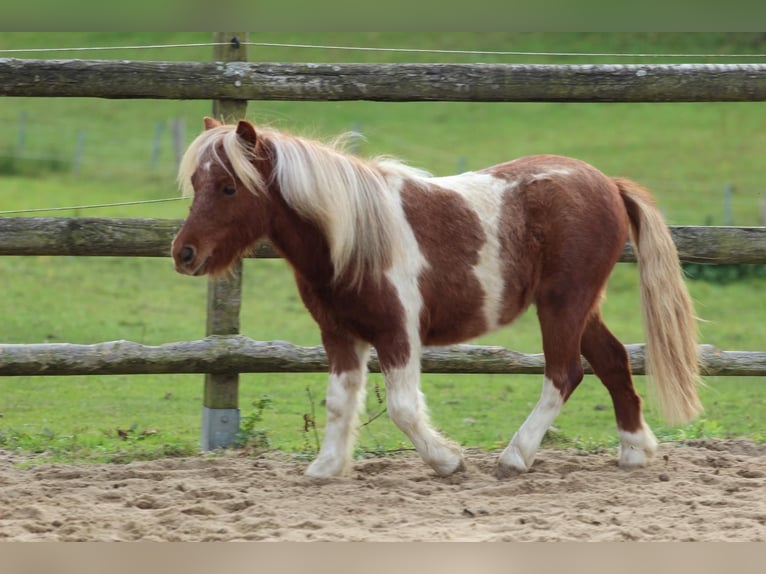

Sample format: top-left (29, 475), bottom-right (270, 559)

top-left (178, 124), bottom-right (431, 287)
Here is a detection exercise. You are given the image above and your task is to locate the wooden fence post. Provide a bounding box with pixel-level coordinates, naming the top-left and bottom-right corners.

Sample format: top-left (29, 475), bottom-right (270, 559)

top-left (201, 32), bottom-right (249, 451)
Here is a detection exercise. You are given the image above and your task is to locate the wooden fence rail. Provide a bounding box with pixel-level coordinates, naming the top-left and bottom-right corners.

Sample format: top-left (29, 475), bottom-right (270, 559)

top-left (1, 217), bottom-right (764, 379)
top-left (2, 60), bottom-right (766, 102)
top-left (1, 337), bottom-right (765, 378)
top-left (1, 218), bottom-right (766, 264)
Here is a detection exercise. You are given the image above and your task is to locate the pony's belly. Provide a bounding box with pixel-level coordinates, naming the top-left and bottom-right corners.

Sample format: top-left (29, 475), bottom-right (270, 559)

top-left (422, 315), bottom-right (490, 346)
top-left (422, 298), bottom-right (530, 347)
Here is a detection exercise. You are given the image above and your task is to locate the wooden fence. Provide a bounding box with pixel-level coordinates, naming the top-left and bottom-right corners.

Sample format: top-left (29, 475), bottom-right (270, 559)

top-left (2, 36), bottom-right (766, 449)
top-left (1, 218), bottom-right (765, 376)
top-left (3, 60), bottom-right (766, 102)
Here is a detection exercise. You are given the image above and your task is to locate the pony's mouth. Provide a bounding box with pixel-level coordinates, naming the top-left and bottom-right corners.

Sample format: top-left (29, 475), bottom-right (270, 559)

top-left (189, 256), bottom-right (210, 276)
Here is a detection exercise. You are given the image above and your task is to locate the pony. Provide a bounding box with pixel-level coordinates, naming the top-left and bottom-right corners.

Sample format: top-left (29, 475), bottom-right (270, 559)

top-left (172, 117), bottom-right (702, 479)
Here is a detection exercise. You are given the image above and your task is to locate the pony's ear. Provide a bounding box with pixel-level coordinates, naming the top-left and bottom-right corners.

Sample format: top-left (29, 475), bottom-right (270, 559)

top-left (203, 117), bottom-right (222, 130)
top-left (235, 120), bottom-right (258, 148)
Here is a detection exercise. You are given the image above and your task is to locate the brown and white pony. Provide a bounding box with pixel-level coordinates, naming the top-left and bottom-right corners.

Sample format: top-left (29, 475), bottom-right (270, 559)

top-left (172, 117), bottom-right (702, 479)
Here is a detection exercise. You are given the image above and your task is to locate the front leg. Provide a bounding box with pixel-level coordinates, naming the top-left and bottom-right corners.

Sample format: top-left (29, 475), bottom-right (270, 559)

top-left (381, 344), bottom-right (465, 478)
top-left (305, 335), bottom-right (370, 478)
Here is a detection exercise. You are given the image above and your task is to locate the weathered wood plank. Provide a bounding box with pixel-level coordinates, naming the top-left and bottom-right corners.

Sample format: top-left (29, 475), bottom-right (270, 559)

top-left (619, 226), bottom-right (766, 264)
top-left (2, 60), bottom-right (766, 102)
top-left (0, 218), bottom-right (278, 258)
top-left (2, 219), bottom-right (765, 264)
top-left (201, 33), bottom-right (248, 451)
top-left (0, 217), bottom-right (183, 257)
top-left (0, 337), bottom-right (763, 377)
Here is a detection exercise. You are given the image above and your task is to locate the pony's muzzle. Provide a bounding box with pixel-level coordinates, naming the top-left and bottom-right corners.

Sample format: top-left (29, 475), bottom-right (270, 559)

top-left (173, 243), bottom-right (208, 275)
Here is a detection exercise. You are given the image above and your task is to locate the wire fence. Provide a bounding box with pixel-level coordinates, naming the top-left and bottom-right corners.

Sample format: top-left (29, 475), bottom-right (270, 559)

top-left (0, 197), bottom-right (186, 216)
top-left (1, 107), bottom-right (762, 224)
top-left (1, 40), bottom-right (765, 60)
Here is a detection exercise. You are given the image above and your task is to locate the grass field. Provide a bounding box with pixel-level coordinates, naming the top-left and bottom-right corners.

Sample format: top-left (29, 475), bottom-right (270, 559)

top-left (0, 33), bottom-right (764, 463)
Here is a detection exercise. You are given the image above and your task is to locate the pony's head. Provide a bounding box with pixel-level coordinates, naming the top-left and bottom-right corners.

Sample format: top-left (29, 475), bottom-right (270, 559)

top-left (172, 117), bottom-right (271, 277)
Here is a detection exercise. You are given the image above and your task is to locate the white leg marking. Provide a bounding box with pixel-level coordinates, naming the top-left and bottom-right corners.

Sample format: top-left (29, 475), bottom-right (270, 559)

top-left (382, 184), bottom-right (463, 476)
top-left (498, 377), bottom-right (564, 473)
top-left (618, 419), bottom-right (658, 468)
top-left (306, 347), bottom-right (370, 478)
top-left (385, 359), bottom-right (464, 477)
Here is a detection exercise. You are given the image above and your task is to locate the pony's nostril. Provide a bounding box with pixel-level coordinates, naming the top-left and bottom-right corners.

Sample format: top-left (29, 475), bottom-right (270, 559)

top-left (180, 245), bottom-right (196, 265)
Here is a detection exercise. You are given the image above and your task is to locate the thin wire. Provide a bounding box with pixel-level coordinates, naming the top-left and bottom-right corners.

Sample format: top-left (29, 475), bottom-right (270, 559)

top-left (246, 42), bottom-right (766, 59)
top-left (0, 42), bottom-right (228, 54)
top-left (0, 41), bottom-right (764, 59)
top-left (0, 197), bottom-right (186, 216)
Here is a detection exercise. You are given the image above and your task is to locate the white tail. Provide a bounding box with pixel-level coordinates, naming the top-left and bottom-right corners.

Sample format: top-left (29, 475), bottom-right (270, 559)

top-left (616, 178), bottom-right (703, 424)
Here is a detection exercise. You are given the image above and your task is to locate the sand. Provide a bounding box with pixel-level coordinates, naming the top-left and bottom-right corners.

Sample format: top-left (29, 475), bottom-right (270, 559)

top-left (0, 439), bottom-right (763, 542)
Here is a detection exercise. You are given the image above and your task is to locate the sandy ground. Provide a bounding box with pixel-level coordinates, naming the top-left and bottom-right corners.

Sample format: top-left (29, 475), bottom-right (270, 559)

top-left (0, 439), bottom-right (763, 542)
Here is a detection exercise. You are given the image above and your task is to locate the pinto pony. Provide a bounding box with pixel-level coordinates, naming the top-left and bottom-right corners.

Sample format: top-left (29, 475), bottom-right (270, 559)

top-left (172, 117), bottom-right (702, 479)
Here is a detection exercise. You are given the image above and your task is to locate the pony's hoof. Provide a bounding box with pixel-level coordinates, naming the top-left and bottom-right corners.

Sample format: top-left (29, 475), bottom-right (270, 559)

top-left (618, 446), bottom-right (653, 469)
top-left (495, 461), bottom-right (526, 480)
top-left (495, 444), bottom-right (530, 478)
top-left (432, 455), bottom-right (466, 478)
top-left (305, 457), bottom-right (347, 479)
top-left (618, 427), bottom-right (658, 469)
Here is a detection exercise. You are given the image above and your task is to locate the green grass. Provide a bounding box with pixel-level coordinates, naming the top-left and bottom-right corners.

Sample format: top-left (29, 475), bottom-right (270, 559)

top-left (0, 33), bottom-right (765, 463)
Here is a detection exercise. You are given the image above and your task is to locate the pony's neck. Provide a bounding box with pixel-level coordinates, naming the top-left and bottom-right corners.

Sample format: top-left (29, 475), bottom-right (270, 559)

top-left (241, 138), bottom-right (334, 286)
top-left (266, 183), bottom-right (335, 286)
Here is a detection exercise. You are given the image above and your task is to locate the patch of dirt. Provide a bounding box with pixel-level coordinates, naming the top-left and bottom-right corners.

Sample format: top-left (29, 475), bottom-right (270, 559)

top-left (0, 440), bottom-right (763, 541)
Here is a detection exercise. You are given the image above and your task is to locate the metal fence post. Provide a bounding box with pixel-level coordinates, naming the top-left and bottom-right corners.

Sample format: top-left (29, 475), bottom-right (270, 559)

top-left (201, 32), bottom-right (248, 451)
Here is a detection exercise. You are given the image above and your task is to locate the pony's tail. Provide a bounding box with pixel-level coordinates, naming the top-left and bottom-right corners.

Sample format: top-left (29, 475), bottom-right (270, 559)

top-left (615, 178), bottom-right (703, 424)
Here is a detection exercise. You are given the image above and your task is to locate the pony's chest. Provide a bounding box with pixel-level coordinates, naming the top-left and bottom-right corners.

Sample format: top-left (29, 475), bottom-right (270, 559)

top-left (297, 277), bottom-right (408, 344)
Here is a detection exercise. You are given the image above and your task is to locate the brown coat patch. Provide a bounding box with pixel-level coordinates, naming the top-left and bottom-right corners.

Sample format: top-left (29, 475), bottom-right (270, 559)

top-left (482, 156), bottom-right (630, 329)
top-left (496, 185), bottom-right (544, 325)
top-left (400, 181), bottom-right (488, 345)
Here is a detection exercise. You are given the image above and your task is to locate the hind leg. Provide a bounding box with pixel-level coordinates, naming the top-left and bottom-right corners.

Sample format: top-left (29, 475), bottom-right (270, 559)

top-left (581, 313), bottom-right (657, 468)
top-left (497, 290), bottom-right (590, 477)
top-left (496, 375), bottom-right (571, 476)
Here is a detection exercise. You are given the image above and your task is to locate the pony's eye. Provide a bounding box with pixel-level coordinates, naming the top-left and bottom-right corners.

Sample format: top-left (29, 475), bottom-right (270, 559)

top-left (222, 186), bottom-right (237, 196)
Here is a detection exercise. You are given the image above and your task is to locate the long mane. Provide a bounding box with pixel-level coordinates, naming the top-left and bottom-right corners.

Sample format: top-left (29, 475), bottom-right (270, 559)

top-left (178, 124), bottom-right (432, 287)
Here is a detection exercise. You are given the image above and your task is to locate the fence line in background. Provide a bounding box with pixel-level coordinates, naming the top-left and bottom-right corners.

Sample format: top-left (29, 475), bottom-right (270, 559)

top-left (1, 41), bottom-right (765, 451)
top-left (3, 218), bottom-right (766, 264)
top-left (2, 40), bottom-right (765, 60)
top-left (0, 198), bottom-right (185, 216)
top-left (0, 337), bottom-right (764, 378)
top-left (2, 61), bottom-right (766, 102)
top-left (0, 217), bottom-right (764, 379)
